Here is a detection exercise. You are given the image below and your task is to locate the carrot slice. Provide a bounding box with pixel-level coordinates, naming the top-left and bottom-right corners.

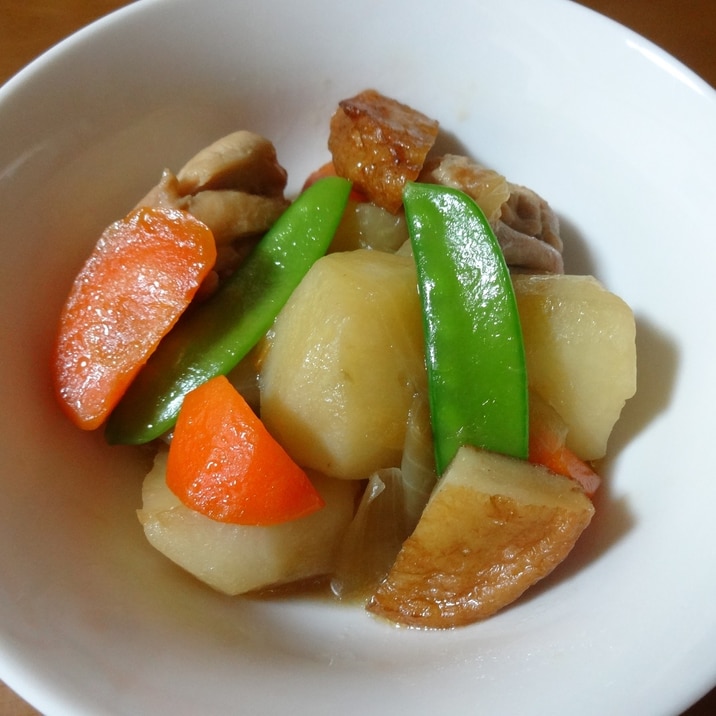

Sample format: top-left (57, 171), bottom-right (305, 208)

top-left (166, 375), bottom-right (325, 525)
top-left (52, 206), bottom-right (216, 430)
top-left (529, 423), bottom-right (601, 498)
top-left (528, 391), bottom-right (601, 498)
top-left (303, 161), bottom-right (367, 202)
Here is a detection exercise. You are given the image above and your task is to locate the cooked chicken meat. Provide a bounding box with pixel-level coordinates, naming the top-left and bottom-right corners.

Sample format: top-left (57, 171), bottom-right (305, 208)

top-left (494, 183), bottom-right (564, 274)
top-left (176, 130), bottom-right (288, 198)
top-left (136, 131), bottom-right (290, 280)
top-left (419, 154), bottom-right (509, 224)
top-left (182, 190), bottom-right (288, 245)
top-left (421, 154), bottom-right (564, 274)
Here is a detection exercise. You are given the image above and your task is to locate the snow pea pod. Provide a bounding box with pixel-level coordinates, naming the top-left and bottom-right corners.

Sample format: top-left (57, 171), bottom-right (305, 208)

top-left (105, 176), bottom-right (352, 445)
top-left (403, 182), bottom-right (528, 474)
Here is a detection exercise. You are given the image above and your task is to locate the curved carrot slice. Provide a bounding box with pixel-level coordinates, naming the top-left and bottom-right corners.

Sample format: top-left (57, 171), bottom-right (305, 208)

top-left (303, 161), bottom-right (367, 202)
top-left (52, 206), bottom-right (216, 430)
top-left (166, 375), bottom-right (324, 525)
top-left (527, 391), bottom-right (601, 498)
top-left (529, 423), bottom-right (601, 498)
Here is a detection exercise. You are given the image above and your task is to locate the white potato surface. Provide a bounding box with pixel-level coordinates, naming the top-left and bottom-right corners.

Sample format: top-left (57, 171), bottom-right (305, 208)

top-left (260, 249), bottom-right (426, 480)
top-left (513, 273), bottom-right (637, 460)
top-left (139, 450), bottom-right (358, 595)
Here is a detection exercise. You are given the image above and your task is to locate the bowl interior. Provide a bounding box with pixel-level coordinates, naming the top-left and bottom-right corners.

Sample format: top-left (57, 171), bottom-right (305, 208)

top-left (1, 0), bottom-right (716, 714)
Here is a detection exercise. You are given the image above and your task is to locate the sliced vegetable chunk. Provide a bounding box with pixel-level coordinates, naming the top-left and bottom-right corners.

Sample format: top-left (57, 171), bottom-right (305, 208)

top-left (52, 206), bottom-right (216, 430)
top-left (403, 182), bottom-right (528, 474)
top-left (105, 176), bottom-right (352, 444)
top-left (167, 375), bottom-right (324, 526)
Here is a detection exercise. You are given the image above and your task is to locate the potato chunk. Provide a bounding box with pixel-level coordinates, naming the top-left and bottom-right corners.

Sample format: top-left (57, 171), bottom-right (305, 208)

top-left (328, 89), bottom-right (439, 213)
top-left (513, 274), bottom-right (637, 460)
top-left (368, 446), bottom-right (594, 628)
top-left (329, 200), bottom-right (409, 254)
top-left (259, 249), bottom-right (426, 480)
top-left (139, 450), bottom-right (358, 595)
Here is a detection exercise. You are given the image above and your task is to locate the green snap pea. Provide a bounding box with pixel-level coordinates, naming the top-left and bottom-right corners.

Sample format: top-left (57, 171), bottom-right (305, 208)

top-left (105, 176), bottom-right (352, 445)
top-left (403, 182), bottom-right (528, 474)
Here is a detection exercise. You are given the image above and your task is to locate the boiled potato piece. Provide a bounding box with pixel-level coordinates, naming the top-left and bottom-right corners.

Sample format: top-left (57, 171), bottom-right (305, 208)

top-left (260, 249), bottom-right (426, 480)
top-left (513, 273), bottom-right (636, 460)
top-left (139, 450), bottom-right (358, 595)
top-left (368, 446), bottom-right (594, 628)
top-left (329, 200), bottom-right (409, 253)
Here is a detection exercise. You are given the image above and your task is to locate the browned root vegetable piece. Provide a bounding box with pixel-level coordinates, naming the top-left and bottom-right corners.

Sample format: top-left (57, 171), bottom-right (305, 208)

top-left (328, 89), bottom-right (439, 213)
top-left (367, 446), bottom-right (594, 628)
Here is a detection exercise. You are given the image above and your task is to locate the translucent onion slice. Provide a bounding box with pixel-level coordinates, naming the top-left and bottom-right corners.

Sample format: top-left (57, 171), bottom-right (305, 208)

top-left (330, 469), bottom-right (409, 600)
top-left (400, 392), bottom-right (437, 531)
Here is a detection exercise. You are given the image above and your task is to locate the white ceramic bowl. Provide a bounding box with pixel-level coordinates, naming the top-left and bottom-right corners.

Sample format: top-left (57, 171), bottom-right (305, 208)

top-left (2, 0), bottom-right (715, 714)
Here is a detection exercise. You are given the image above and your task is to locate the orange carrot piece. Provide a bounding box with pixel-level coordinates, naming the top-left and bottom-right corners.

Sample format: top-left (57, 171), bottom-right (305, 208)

top-left (527, 392), bottom-right (601, 498)
top-left (166, 375), bottom-right (325, 525)
top-left (303, 161), bottom-right (367, 202)
top-left (302, 161), bottom-right (338, 189)
top-left (52, 206), bottom-right (216, 430)
top-left (529, 425), bottom-right (601, 498)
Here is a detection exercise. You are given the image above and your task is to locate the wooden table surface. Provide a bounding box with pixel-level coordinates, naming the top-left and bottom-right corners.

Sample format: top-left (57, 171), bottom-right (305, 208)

top-left (0, 1), bottom-right (714, 713)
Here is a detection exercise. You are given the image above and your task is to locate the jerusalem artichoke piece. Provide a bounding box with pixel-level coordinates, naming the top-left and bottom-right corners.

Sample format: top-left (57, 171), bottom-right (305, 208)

top-left (328, 89), bottom-right (439, 213)
top-left (367, 446), bottom-right (594, 628)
